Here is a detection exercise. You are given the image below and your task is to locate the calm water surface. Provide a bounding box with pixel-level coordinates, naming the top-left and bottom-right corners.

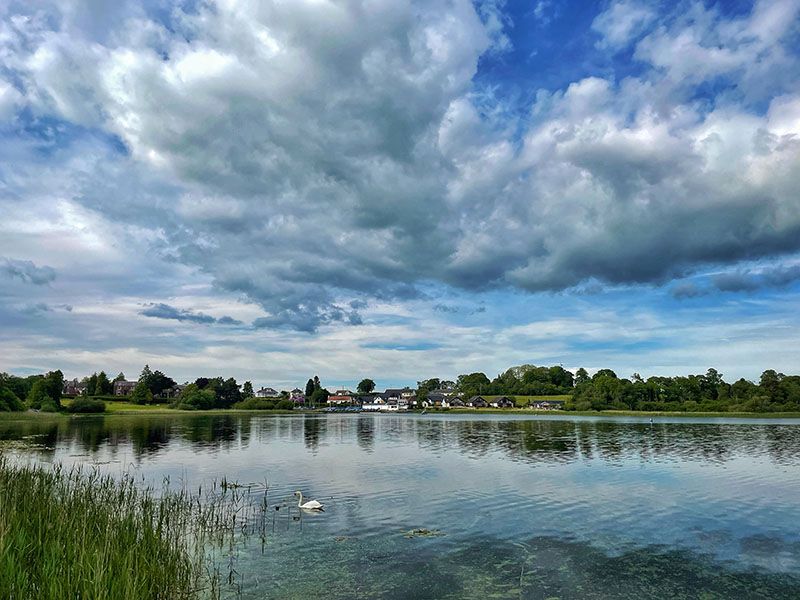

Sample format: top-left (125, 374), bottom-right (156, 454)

top-left (3, 413), bottom-right (800, 599)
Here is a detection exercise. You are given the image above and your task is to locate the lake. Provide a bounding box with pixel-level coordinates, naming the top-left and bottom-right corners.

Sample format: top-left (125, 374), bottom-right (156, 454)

top-left (3, 412), bottom-right (800, 599)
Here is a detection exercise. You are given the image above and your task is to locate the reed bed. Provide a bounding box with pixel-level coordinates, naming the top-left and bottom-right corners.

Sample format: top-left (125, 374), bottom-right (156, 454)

top-left (0, 457), bottom-right (274, 600)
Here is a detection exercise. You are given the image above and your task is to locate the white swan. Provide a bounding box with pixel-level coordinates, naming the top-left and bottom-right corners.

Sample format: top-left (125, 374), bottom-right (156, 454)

top-left (294, 490), bottom-right (324, 511)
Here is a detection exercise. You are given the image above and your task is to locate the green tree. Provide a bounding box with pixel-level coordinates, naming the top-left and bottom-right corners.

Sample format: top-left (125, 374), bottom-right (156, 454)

top-left (0, 373), bottom-right (31, 401)
top-left (309, 387), bottom-right (329, 406)
top-left (146, 371), bottom-right (176, 397)
top-left (30, 370), bottom-right (64, 409)
top-left (242, 381), bottom-right (254, 398)
top-left (87, 373), bottom-right (99, 396)
top-left (305, 378), bottom-right (315, 397)
top-left (456, 372), bottom-right (490, 397)
top-left (575, 368), bottom-right (590, 385)
top-left (113, 372), bottom-right (126, 382)
top-left (96, 371), bottom-right (112, 395)
top-left (416, 378), bottom-right (441, 402)
top-left (357, 378), bottom-right (376, 394)
top-left (0, 386), bottom-right (25, 412)
top-left (174, 384), bottom-right (216, 410)
top-left (592, 369), bottom-right (617, 380)
top-left (215, 378), bottom-right (241, 408)
top-left (139, 365), bottom-right (154, 386)
top-left (130, 381), bottom-right (153, 405)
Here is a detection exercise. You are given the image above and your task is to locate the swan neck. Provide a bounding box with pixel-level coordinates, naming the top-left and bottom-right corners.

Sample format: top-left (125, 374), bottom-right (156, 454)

top-left (297, 492), bottom-right (303, 507)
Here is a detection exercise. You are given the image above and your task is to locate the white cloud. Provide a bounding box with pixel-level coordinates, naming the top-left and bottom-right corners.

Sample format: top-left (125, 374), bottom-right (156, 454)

top-left (1, 0), bottom-right (800, 381)
top-left (592, 0), bottom-right (657, 49)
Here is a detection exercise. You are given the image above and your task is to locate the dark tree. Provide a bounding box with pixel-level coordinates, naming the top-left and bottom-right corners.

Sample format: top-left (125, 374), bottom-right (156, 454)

top-left (357, 378), bottom-right (376, 394)
top-left (215, 378), bottom-right (242, 408)
top-left (242, 381), bottom-right (254, 398)
top-left (305, 378), bottom-right (316, 397)
top-left (147, 371), bottom-right (176, 396)
top-left (96, 371), bottom-right (112, 395)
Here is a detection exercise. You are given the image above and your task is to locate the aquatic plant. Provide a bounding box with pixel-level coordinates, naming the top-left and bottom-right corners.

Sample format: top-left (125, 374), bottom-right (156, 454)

top-left (0, 457), bottom-right (276, 599)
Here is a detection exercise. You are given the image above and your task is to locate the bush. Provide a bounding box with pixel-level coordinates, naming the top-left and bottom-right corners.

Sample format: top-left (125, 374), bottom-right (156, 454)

top-left (129, 381), bottom-right (153, 405)
top-left (66, 398), bottom-right (106, 414)
top-left (232, 397), bottom-right (277, 410)
top-left (40, 398), bottom-right (60, 413)
top-left (172, 384), bottom-right (216, 410)
top-left (231, 397), bottom-right (297, 410)
top-left (0, 386), bottom-right (25, 412)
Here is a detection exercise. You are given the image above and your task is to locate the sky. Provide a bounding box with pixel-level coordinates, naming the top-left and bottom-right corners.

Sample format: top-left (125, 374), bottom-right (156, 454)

top-left (1, 0), bottom-right (800, 390)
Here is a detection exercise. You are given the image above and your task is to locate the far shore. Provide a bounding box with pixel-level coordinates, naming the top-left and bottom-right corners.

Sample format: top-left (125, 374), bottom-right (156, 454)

top-left (3, 403), bottom-right (800, 420)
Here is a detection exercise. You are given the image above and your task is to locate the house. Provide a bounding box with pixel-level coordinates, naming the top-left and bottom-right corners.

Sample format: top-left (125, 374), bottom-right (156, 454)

top-left (290, 388), bottom-right (305, 403)
top-left (426, 392), bottom-right (448, 406)
top-left (113, 380), bottom-right (137, 396)
top-left (159, 384), bottom-right (186, 399)
top-left (255, 387), bottom-right (279, 398)
top-left (531, 399), bottom-right (565, 410)
top-left (328, 389), bottom-right (355, 405)
top-left (386, 387), bottom-right (415, 398)
top-left (435, 382), bottom-right (458, 396)
top-left (491, 396), bottom-right (515, 408)
top-left (467, 396), bottom-right (488, 408)
top-left (63, 379), bottom-right (88, 396)
top-left (361, 401), bottom-right (383, 412)
top-left (443, 397), bottom-right (465, 408)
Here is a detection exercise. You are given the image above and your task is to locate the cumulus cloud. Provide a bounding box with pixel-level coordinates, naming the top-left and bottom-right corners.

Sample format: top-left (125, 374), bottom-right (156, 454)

top-left (592, 0), bottom-right (657, 49)
top-left (0, 0), bottom-right (799, 333)
top-left (140, 303), bottom-right (242, 326)
top-left (1, 258), bottom-right (57, 285)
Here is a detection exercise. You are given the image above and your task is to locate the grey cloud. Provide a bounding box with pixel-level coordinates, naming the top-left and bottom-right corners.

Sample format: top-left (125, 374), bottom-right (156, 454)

top-left (216, 315), bottom-right (243, 326)
top-left (672, 264), bottom-right (800, 299)
top-left (712, 273), bottom-right (761, 293)
top-left (712, 265), bottom-right (800, 294)
top-left (140, 303), bottom-right (242, 326)
top-left (20, 303), bottom-right (52, 315)
top-left (433, 303), bottom-right (459, 313)
top-left (2, 1), bottom-right (800, 331)
top-left (670, 282), bottom-right (708, 299)
top-left (17, 302), bottom-right (72, 315)
top-left (2, 258), bottom-right (57, 285)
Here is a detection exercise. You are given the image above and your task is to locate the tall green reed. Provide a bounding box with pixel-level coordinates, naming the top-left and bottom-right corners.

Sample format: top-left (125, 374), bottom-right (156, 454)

top-left (0, 457), bottom-right (273, 599)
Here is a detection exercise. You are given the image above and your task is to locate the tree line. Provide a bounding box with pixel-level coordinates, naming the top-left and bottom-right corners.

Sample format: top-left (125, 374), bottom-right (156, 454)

top-left (3, 364), bottom-right (800, 414)
top-left (416, 364), bottom-right (800, 413)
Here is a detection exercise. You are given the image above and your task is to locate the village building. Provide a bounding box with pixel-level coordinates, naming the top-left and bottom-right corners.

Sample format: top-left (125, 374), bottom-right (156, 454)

top-left (62, 379), bottom-right (88, 396)
top-left (255, 387), bottom-right (279, 398)
top-left (531, 399), bottom-right (565, 410)
top-left (328, 389), bottom-right (355, 405)
top-left (490, 396), bottom-right (515, 408)
top-left (467, 396), bottom-right (489, 408)
top-left (113, 380), bottom-right (137, 396)
top-left (158, 384), bottom-right (186, 399)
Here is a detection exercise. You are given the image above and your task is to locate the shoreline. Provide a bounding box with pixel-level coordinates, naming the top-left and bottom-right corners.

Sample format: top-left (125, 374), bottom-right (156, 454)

top-left (3, 407), bottom-right (800, 420)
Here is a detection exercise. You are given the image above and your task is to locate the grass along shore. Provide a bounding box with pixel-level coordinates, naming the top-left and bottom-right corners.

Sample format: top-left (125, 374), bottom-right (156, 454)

top-left (3, 401), bottom-right (800, 420)
top-left (0, 456), bottom-right (271, 600)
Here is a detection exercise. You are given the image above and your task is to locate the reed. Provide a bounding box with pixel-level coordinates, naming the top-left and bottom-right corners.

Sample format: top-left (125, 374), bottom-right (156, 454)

top-left (0, 457), bottom-right (273, 599)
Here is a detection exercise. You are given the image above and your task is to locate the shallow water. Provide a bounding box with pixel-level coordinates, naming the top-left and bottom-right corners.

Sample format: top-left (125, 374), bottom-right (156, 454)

top-left (3, 412), bottom-right (800, 598)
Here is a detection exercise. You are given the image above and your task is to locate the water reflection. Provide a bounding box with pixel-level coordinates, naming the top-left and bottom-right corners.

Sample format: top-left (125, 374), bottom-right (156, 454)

top-left (3, 414), bottom-right (800, 467)
top-left (3, 413), bottom-right (800, 598)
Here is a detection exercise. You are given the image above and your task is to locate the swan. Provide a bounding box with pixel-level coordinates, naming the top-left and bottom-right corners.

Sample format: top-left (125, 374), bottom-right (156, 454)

top-left (294, 490), bottom-right (324, 511)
